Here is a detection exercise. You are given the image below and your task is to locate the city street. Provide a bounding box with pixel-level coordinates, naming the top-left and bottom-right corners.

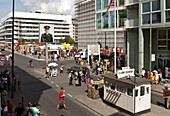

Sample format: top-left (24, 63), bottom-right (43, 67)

top-left (1, 50), bottom-right (169, 116)
top-left (0, 51), bottom-right (98, 116)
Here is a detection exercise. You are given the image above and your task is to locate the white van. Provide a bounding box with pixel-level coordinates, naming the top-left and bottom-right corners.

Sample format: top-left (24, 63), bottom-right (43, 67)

top-left (75, 51), bottom-right (87, 60)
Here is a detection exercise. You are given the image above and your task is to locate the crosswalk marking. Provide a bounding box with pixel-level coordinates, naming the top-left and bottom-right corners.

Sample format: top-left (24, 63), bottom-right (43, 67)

top-left (51, 81), bottom-right (54, 84)
top-left (68, 94), bottom-right (72, 98)
top-left (56, 85), bottom-right (59, 87)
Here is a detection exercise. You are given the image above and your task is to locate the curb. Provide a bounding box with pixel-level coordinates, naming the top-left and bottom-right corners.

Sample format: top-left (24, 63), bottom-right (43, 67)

top-left (74, 97), bottom-right (103, 116)
top-left (151, 89), bottom-right (163, 94)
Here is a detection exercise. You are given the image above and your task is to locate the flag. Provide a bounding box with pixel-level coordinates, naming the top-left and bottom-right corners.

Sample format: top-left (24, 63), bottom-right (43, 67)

top-left (102, 0), bottom-right (115, 16)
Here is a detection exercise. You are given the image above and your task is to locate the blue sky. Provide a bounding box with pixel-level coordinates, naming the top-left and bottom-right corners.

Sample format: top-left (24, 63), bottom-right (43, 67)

top-left (0, 0), bottom-right (74, 20)
top-left (0, 0), bottom-right (31, 19)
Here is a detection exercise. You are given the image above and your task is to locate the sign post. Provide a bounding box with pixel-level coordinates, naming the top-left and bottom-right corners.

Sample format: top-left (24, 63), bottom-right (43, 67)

top-left (45, 43), bottom-right (48, 68)
top-left (88, 45), bottom-right (100, 64)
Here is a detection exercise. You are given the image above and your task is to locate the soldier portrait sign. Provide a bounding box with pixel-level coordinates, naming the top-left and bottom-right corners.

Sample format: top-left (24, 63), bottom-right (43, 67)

top-left (39, 24), bottom-right (54, 43)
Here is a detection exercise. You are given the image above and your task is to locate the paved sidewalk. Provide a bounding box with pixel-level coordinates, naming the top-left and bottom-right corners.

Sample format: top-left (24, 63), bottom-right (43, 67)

top-left (75, 94), bottom-right (170, 116)
top-left (5, 49), bottom-right (74, 61)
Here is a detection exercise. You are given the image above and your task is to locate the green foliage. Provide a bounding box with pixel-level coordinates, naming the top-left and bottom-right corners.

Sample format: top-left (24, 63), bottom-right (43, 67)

top-left (30, 39), bottom-right (34, 44)
top-left (59, 36), bottom-right (75, 44)
top-left (35, 39), bottom-right (39, 43)
top-left (18, 38), bottom-right (25, 43)
top-left (59, 38), bottom-right (65, 44)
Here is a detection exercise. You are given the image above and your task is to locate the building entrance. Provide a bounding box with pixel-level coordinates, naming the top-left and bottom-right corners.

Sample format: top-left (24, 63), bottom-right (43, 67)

top-left (158, 57), bottom-right (170, 69)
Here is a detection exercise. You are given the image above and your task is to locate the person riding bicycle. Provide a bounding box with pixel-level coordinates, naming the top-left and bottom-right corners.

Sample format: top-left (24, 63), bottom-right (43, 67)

top-left (29, 59), bottom-right (33, 68)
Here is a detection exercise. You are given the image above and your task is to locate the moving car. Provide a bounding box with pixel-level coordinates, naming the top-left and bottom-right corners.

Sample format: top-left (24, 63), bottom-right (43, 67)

top-left (67, 66), bottom-right (89, 74)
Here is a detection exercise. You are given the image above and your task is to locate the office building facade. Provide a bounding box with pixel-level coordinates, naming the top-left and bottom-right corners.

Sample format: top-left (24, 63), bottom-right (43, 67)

top-left (0, 11), bottom-right (72, 44)
top-left (127, 0), bottom-right (170, 72)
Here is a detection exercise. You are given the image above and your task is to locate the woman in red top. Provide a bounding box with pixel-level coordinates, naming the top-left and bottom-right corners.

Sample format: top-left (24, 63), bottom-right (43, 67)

top-left (56, 87), bottom-right (68, 111)
top-left (18, 79), bottom-right (21, 90)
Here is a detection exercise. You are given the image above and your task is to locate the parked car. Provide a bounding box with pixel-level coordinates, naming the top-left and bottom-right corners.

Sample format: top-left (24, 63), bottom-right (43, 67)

top-left (0, 54), bottom-right (5, 61)
top-left (67, 66), bottom-right (89, 74)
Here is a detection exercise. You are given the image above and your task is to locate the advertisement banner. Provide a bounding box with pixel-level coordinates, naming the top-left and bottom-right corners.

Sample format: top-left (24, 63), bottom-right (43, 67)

top-left (39, 24), bottom-right (54, 43)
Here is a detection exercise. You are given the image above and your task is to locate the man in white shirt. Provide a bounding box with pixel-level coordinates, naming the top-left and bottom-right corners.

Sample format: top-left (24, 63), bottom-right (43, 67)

top-left (141, 68), bottom-right (146, 78)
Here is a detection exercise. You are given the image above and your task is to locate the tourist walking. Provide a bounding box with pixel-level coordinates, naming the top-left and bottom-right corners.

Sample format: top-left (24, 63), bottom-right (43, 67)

top-left (56, 87), bottom-right (68, 111)
top-left (25, 102), bottom-right (32, 116)
top-left (14, 103), bottom-right (25, 116)
top-left (7, 100), bottom-right (13, 116)
top-left (68, 71), bottom-right (73, 85)
top-left (163, 86), bottom-right (170, 109)
top-left (18, 79), bottom-right (21, 90)
top-left (60, 64), bottom-right (64, 76)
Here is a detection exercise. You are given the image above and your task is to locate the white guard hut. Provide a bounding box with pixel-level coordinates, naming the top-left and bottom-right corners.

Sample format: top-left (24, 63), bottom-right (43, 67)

top-left (103, 68), bottom-right (151, 114)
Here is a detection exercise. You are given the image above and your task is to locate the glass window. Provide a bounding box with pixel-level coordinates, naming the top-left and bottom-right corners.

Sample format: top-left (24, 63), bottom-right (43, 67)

top-left (118, 10), bottom-right (127, 27)
top-left (142, 14), bottom-right (150, 24)
top-left (96, 13), bottom-right (101, 29)
top-left (119, 0), bottom-right (124, 6)
top-left (168, 41), bottom-right (170, 50)
top-left (102, 0), bottom-right (108, 9)
top-left (152, 12), bottom-right (161, 23)
top-left (117, 85), bottom-right (123, 92)
top-left (110, 11), bottom-right (114, 28)
top-left (102, 12), bottom-right (109, 29)
top-left (96, 0), bottom-right (101, 10)
top-left (152, 0), bottom-right (160, 11)
top-left (147, 87), bottom-right (149, 94)
top-left (127, 88), bottom-right (133, 96)
top-left (135, 89), bottom-right (138, 97)
top-left (158, 30), bottom-right (166, 39)
top-left (140, 86), bottom-right (145, 96)
top-left (143, 2), bottom-right (150, 13)
top-left (168, 30), bottom-right (170, 39)
top-left (166, 0), bottom-right (170, 9)
top-left (158, 40), bottom-right (167, 46)
top-left (158, 47), bottom-right (167, 50)
top-left (166, 11), bottom-right (170, 22)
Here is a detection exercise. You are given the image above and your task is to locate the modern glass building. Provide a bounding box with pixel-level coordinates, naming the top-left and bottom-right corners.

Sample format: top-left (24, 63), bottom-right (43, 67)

top-left (127, 0), bottom-right (170, 72)
top-left (0, 11), bottom-right (72, 44)
top-left (95, 0), bottom-right (126, 49)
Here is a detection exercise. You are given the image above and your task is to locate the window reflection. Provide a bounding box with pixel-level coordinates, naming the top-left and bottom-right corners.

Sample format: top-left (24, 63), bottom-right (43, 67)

top-left (110, 11), bottom-right (114, 28)
top-left (103, 0), bottom-right (108, 9)
top-left (96, 0), bottom-right (101, 10)
top-left (152, 12), bottom-right (161, 23)
top-left (166, 0), bottom-right (170, 9)
top-left (102, 12), bottom-right (108, 29)
top-left (142, 14), bottom-right (150, 24)
top-left (143, 2), bottom-right (150, 13)
top-left (96, 13), bottom-right (101, 29)
top-left (166, 11), bottom-right (170, 22)
top-left (152, 0), bottom-right (160, 11)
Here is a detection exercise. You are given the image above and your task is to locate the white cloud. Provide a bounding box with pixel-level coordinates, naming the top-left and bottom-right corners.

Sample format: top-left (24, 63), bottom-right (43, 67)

top-left (20, 0), bottom-right (75, 16)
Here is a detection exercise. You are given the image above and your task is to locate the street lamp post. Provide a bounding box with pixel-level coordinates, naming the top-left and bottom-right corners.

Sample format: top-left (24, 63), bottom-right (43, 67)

top-left (149, 0), bottom-right (152, 79)
top-left (114, 1), bottom-right (117, 74)
top-left (11, 0), bottom-right (15, 98)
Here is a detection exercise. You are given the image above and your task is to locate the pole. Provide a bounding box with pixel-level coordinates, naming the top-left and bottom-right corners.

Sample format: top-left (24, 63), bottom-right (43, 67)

top-left (11, 0), bottom-right (15, 98)
top-left (105, 31), bottom-right (106, 56)
top-left (114, 2), bottom-right (117, 74)
top-left (45, 43), bottom-right (48, 68)
top-left (149, 0), bottom-right (152, 79)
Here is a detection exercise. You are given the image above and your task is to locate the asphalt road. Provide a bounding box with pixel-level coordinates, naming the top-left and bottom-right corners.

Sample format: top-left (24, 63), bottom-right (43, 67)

top-left (1, 51), bottom-right (98, 116)
top-left (1, 50), bottom-right (167, 115)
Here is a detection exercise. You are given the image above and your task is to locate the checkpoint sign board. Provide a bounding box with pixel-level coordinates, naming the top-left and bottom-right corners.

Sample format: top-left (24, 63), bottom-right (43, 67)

top-left (117, 69), bottom-right (135, 79)
top-left (88, 45), bottom-right (100, 56)
top-left (39, 24), bottom-right (54, 43)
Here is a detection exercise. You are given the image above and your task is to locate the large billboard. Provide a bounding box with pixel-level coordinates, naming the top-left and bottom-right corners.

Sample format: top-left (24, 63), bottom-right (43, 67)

top-left (39, 24), bottom-right (54, 43)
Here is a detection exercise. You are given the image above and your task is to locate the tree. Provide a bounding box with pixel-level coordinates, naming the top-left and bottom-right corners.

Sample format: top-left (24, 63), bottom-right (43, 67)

top-left (35, 39), bottom-right (39, 43)
top-left (18, 38), bottom-right (25, 44)
top-left (59, 36), bottom-right (75, 44)
top-left (30, 39), bottom-right (34, 44)
top-left (59, 38), bottom-right (65, 44)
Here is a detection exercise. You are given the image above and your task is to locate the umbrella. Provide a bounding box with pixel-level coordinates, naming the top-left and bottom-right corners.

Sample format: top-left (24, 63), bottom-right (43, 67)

top-left (48, 62), bottom-right (58, 67)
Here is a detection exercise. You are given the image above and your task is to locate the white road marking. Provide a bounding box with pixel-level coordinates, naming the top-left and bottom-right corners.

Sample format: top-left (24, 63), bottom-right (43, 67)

top-left (68, 94), bottom-right (72, 98)
top-left (47, 78), bottom-right (49, 80)
top-left (56, 85), bottom-right (59, 87)
top-left (51, 81), bottom-right (54, 84)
